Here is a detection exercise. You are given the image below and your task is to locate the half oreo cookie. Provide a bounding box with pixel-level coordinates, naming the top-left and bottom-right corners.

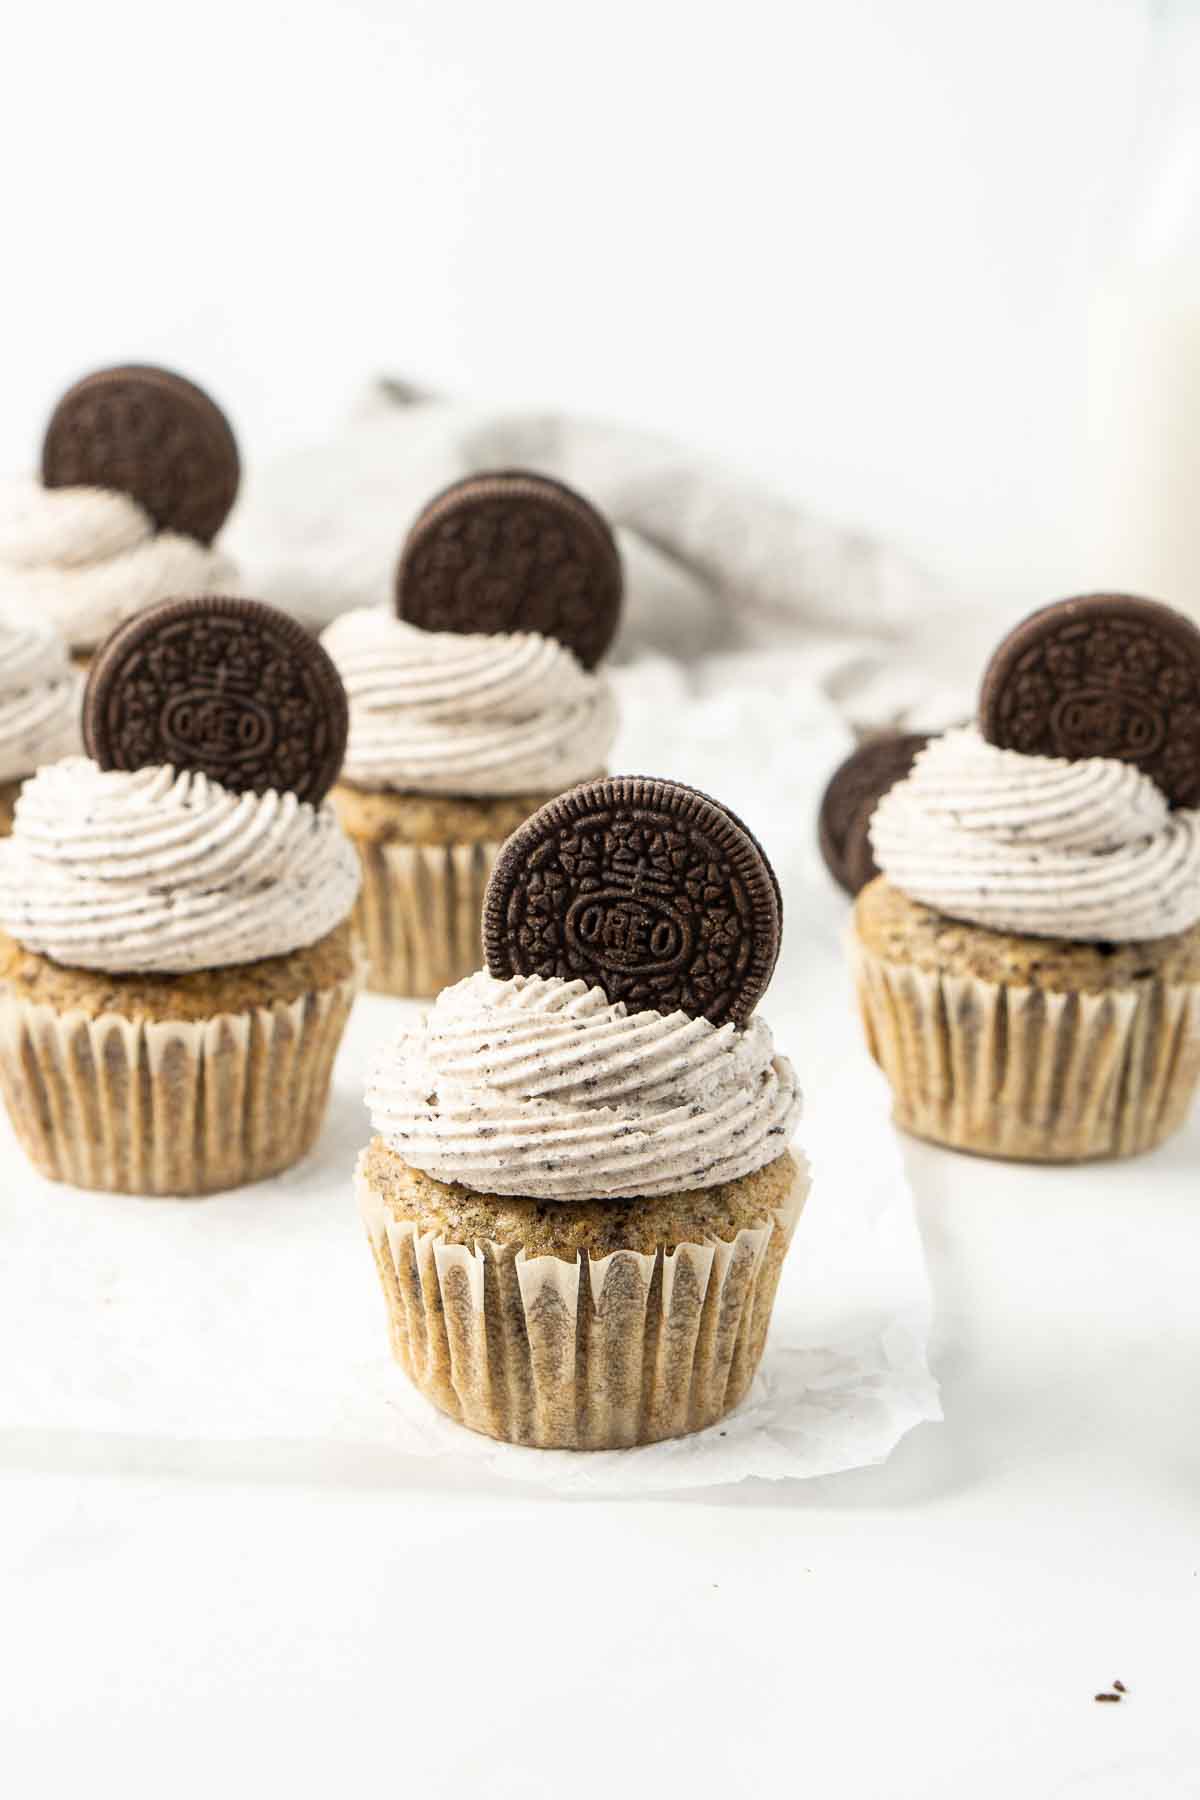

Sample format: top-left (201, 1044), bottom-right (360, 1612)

top-left (395, 470), bottom-right (622, 669)
top-left (818, 732), bottom-right (929, 896)
top-left (483, 775), bottom-right (782, 1026)
top-left (979, 593), bottom-right (1200, 808)
top-left (83, 595), bottom-right (348, 805)
top-left (42, 364), bottom-right (240, 544)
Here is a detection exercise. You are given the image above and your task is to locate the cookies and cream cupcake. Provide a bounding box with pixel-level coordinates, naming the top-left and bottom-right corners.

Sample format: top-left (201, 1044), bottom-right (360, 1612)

top-left (0, 613), bottom-right (82, 832)
top-left (851, 594), bottom-right (1200, 1162)
top-left (321, 471), bottom-right (621, 998)
top-left (0, 596), bottom-right (362, 1195)
top-left (358, 775), bottom-right (806, 1450)
top-left (0, 366), bottom-right (240, 662)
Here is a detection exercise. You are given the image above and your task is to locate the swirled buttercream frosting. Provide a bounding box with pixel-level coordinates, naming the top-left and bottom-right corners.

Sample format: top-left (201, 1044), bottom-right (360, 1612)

top-left (366, 970), bottom-right (801, 1200)
top-left (870, 725), bottom-right (1200, 941)
top-left (0, 613), bottom-right (81, 782)
top-left (320, 608), bottom-right (617, 795)
top-left (0, 478), bottom-right (238, 652)
top-left (0, 759), bottom-right (361, 972)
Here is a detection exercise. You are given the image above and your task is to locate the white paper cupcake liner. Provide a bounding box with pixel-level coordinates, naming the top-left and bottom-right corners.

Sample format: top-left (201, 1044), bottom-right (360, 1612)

top-left (358, 1156), bottom-right (808, 1449)
top-left (350, 837), bottom-right (500, 998)
top-left (853, 940), bottom-right (1200, 1161)
top-left (0, 967), bottom-right (361, 1195)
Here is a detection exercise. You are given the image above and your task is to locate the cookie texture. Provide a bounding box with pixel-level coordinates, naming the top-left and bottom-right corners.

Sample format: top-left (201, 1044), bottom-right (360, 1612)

top-left (818, 732), bottom-right (929, 895)
top-left (83, 595), bottom-right (348, 804)
top-left (395, 470), bottom-right (622, 669)
top-left (979, 593), bottom-right (1200, 808)
top-left (42, 364), bottom-right (239, 544)
top-left (483, 775), bottom-right (781, 1025)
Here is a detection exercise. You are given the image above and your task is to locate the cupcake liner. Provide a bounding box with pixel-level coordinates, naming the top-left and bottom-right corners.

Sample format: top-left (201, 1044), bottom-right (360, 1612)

top-left (0, 966), bottom-right (361, 1195)
top-left (351, 837), bottom-right (500, 998)
top-left (358, 1156), bottom-right (808, 1449)
top-left (852, 937), bottom-right (1200, 1161)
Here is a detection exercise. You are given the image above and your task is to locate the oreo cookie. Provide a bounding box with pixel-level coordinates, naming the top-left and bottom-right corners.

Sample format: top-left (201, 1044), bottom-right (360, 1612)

top-left (83, 596), bottom-right (348, 805)
top-left (395, 470), bottom-right (622, 669)
top-left (483, 775), bottom-right (781, 1026)
top-left (818, 733), bottom-right (929, 896)
top-left (979, 593), bottom-right (1200, 808)
top-left (42, 364), bottom-right (240, 544)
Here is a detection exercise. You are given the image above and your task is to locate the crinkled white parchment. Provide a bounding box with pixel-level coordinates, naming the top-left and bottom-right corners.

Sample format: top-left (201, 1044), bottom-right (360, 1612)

top-left (0, 673), bottom-right (940, 1495)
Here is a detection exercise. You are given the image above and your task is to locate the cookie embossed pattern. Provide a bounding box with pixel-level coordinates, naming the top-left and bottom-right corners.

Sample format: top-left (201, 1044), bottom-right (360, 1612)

top-left (484, 775), bottom-right (781, 1025)
top-left (979, 592), bottom-right (1200, 807)
top-left (84, 595), bottom-right (348, 805)
top-left (395, 469), bottom-right (622, 669)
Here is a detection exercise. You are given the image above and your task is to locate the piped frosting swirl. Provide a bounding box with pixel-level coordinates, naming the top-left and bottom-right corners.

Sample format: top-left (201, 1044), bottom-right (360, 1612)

top-left (0, 759), bottom-right (361, 972)
top-left (366, 970), bottom-right (801, 1200)
top-left (0, 478), bottom-right (238, 652)
top-left (0, 613), bottom-right (81, 782)
top-left (320, 607), bottom-right (617, 795)
top-left (870, 725), bottom-right (1200, 941)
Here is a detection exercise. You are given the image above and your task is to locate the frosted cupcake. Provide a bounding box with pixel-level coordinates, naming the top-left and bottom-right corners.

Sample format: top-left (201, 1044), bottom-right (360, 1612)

top-left (853, 594), bottom-right (1200, 1161)
top-left (0, 365), bottom-right (240, 663)
top-left (0, 596), bottom-right (362, 1195)
top-left (358, 775), bottom-right (805, 1450)
top-left (0, 613), bottom-right (82, 832)
top-left (321, 471), bottom-right (620, 998)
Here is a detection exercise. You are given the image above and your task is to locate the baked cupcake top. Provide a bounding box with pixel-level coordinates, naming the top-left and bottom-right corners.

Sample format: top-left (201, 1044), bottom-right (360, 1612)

top-left (321, 608), bottom-right (617, 796)
top-left (366, 775), bottom-right (800, 1201)
top-left (0, 597), bottom-right (360, 974)
top-left (869, 595), bottom-right (1200, 943)
top-left (0, 612), bottom-right (82, 783)
top-left (321, 471), bottom-right (622, 799)
top-left (0, 367), bottom-right (240, 654)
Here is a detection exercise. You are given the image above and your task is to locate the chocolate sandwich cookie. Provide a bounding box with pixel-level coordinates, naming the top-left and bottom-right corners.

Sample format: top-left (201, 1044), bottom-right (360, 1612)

top-left (83, 595), bottom-right (348, 805)
top-left (483, 775), bottom-right (782, 1026)
top-left (979, 593), bottom-right (1200, 809)
top-left (395, 470), bottom-right (622, 669)
top-left (818, 733), bottom-right (930, 896)
top-left (42, 364), bottom-right (240, 545)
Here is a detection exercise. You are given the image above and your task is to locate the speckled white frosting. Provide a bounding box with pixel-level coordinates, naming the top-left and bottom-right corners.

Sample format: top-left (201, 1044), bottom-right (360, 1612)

top-left (0, 613), bottom-right (81, 783)
top-left (0, 479), bottom-right (238, 652)
top-left (366, 970), bottom-right (801, 1200)
top-left (870, 725), bottom-right (1200, 941)
top-left (321, 607), bottom-right (617, 796)
top-left (0, 759), bottom-right (361, 972)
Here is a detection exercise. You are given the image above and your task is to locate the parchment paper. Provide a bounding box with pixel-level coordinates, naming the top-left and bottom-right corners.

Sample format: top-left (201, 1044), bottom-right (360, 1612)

top-left (0, 672), bottom-right (941, 1495)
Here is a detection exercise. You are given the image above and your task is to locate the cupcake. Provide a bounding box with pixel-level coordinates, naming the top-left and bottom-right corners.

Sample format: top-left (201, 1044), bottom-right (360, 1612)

top-left (0, 612), bottom-right (82, 832)
top-left (851, 594), bottom-right (1200, 1161)
top-left (358, 775), bottom-right (805, 1450)
top-left (321, 471), bottom-right (621, 998)
top-left (0, 595), bottom-right (362, 1195)
top-left (0, 365), bottom-right (240, 665)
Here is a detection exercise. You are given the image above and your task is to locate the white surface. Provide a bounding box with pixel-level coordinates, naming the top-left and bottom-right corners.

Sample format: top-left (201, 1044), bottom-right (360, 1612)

top-left (0, 0), bottom-right (1153, 610)
top-left (4, 678), bottom-right (1200, 1793)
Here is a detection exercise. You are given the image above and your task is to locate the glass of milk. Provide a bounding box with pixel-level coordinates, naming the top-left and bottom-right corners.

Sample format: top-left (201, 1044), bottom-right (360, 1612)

top-left (1079, 0), bottom-right (1200, 617)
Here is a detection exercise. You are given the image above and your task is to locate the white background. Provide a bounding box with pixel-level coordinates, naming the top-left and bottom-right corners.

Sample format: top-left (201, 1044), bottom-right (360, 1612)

top-left (6, 4), bottom-right (1200, 1796)
top-left (1, 0), bottom-right (1153, 607)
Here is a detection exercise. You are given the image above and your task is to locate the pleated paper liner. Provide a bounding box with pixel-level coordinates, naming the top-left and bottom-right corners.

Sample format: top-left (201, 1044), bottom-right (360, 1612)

top-left (0, 963), bottom-right (361, 1195)
top-left (349, 836), bottom-right (500, 998)
top-left (359, 1153), bottom-right (808, 1450)
top-left (852, 939), bottom-right (1200, 1162)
